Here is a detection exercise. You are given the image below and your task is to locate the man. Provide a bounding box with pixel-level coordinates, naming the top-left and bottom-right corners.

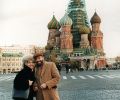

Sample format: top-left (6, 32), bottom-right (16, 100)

top-left (33, 53), bottom-right (61, 100)
top-left (56, 62), bottom-right (62, 74)
top-left (94, 59), bottom-right (98, 71)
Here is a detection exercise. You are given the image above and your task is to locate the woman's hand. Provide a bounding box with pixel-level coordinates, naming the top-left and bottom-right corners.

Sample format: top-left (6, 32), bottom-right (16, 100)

top-left (29, 80), bottom-right (33, 86)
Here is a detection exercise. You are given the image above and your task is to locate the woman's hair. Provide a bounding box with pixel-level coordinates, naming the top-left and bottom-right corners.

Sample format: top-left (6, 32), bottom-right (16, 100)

top-left (22, 55), bottom-right (34, 68)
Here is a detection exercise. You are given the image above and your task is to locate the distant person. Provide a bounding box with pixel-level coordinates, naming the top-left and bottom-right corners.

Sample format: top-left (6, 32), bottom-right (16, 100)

top-left (86, 59), bottom-right (90, 71)
top-left (68, 63), bottom-right (73, 73)
top-left (13, 56), bottom-right (35, 100)
top-left (94, 64), bottom-right (98, 71)
top-left (106, 64), bottom-right (109, 70)
top-left (65, 63), bottom-right (69, 74)
top-left (56, 62), bottom-right (62, 74)
top-left (94, 59), bottom-right (98, 71)
top-left (33, 53), bottom-right (60, 100)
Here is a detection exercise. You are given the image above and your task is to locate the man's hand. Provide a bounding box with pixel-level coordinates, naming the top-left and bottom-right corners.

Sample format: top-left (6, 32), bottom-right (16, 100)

top-left (40, 83), bottom-right (47, 89)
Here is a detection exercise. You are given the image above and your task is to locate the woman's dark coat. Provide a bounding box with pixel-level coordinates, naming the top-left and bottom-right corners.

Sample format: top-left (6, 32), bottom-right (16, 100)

top-left (13, 66), bottom-right (35, 100)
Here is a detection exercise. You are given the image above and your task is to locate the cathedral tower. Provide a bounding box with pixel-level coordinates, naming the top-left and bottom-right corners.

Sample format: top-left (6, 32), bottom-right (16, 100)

top-left (79, 25), bottom-right (90, 48)
top-left (60, 13), bottom-right (73, 54)
top-left (91, 12), bottom-right (106, 68)
top-left (67, 0), bottom-right (90, 48)
top-left (90, 12), bottom-right (103, 53)
top-left (47, 15), bottom-right (60, 48)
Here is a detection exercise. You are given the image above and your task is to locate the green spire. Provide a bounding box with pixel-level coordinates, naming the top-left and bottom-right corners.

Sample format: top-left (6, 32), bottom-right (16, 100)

top-left (67, 0), bottom-right (90, 48)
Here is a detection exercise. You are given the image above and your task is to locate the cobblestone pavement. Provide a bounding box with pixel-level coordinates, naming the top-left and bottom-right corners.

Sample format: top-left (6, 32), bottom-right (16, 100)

top-left (1, 90), bottom-right (120, 100)
top-left (1, 70), bottom-right (120, 100)
top-left (0, 90), bottom-right (120, 100)
top-left (59, 90), bottom-right (120, 100)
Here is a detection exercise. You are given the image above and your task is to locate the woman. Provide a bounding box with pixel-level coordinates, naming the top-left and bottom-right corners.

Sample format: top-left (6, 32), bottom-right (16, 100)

top-left (13, 55), bottom-right (35, 100)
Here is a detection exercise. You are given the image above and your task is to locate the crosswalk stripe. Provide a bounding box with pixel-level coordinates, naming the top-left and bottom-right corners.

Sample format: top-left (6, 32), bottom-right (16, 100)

top-left (0, 76), bottom-right (9, 79)
top-left (111, 75), bottom-right (120, 78)
top-left (4, 76), bottom-right (15, 81)
top-left (102, 75), bottom-right (114, 78)
top-left (94, 75), bottom-right (104, 79)
top-left (0, 75), bottom-right (15, 81)
top-left (78, 76), bottom-right (87, 79)
top-left (2, 74), bottom-right (120, 81)
top-left (63, 76), bottom-right (67, 80)
top-left (71, 76), bottom-right (77, 79)
top-left (86, 75), bottom-right (95, 79)
top-left (0, 76), bottom-right (12, 81)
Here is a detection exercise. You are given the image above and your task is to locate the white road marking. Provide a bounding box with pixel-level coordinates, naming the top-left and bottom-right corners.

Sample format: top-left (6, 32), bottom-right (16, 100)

top-left (4, 76), bottom-right (15, 81)
top-left (94, 75), bottom-right (104, 79)
top-left (86, 75), bottom-right (95, 79)
top-left (0, 75), bottom-right (16, 81)
top-left (71, 76), bottom-right (77, 79)
top-left (110, 75), bottom-right (120, 78)
top-left (102, 75), bottom-right (114, 78)
top-left (78, 76), bottom-right (87, 79)
top-left (63, 76), bottom-right (67, 80)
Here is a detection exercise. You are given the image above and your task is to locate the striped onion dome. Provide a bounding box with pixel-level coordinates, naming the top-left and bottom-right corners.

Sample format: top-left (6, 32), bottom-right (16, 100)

top-left (48, 15), bottom-right (60, 29)
top-left (79, 25), bottom-right (90, 34)
top-left (90, 12), bottom-right (101, 24)
top-left (60, 13), bottom-right (72, 26)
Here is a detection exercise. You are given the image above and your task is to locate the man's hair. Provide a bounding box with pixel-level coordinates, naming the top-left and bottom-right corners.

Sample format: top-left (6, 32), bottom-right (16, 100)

top-left (33, 53), bottom-right (44, 60)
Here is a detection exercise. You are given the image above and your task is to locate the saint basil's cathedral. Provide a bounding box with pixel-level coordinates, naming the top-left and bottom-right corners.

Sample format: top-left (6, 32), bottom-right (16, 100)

top-left (46, 0), bottom-right (106, 69)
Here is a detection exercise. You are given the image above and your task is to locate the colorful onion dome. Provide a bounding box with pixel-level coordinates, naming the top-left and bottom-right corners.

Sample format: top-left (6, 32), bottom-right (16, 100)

top-left (79, 25), bottom-right (90, 34)
top-left (48, 15), bottom-right (60, 29)
top-left (60, 13), bottom-right (73, 26)
top-left (90, 12), bottom-right (101, 24)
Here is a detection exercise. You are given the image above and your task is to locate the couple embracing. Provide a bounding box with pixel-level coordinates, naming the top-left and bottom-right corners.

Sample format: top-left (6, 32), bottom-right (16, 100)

top-left (13, 53), bottom-right (61, 100)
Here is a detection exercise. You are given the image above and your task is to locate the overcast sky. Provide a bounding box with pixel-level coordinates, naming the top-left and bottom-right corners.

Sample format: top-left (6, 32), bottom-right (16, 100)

top-left (0, 0), bottom-right (120, 57)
